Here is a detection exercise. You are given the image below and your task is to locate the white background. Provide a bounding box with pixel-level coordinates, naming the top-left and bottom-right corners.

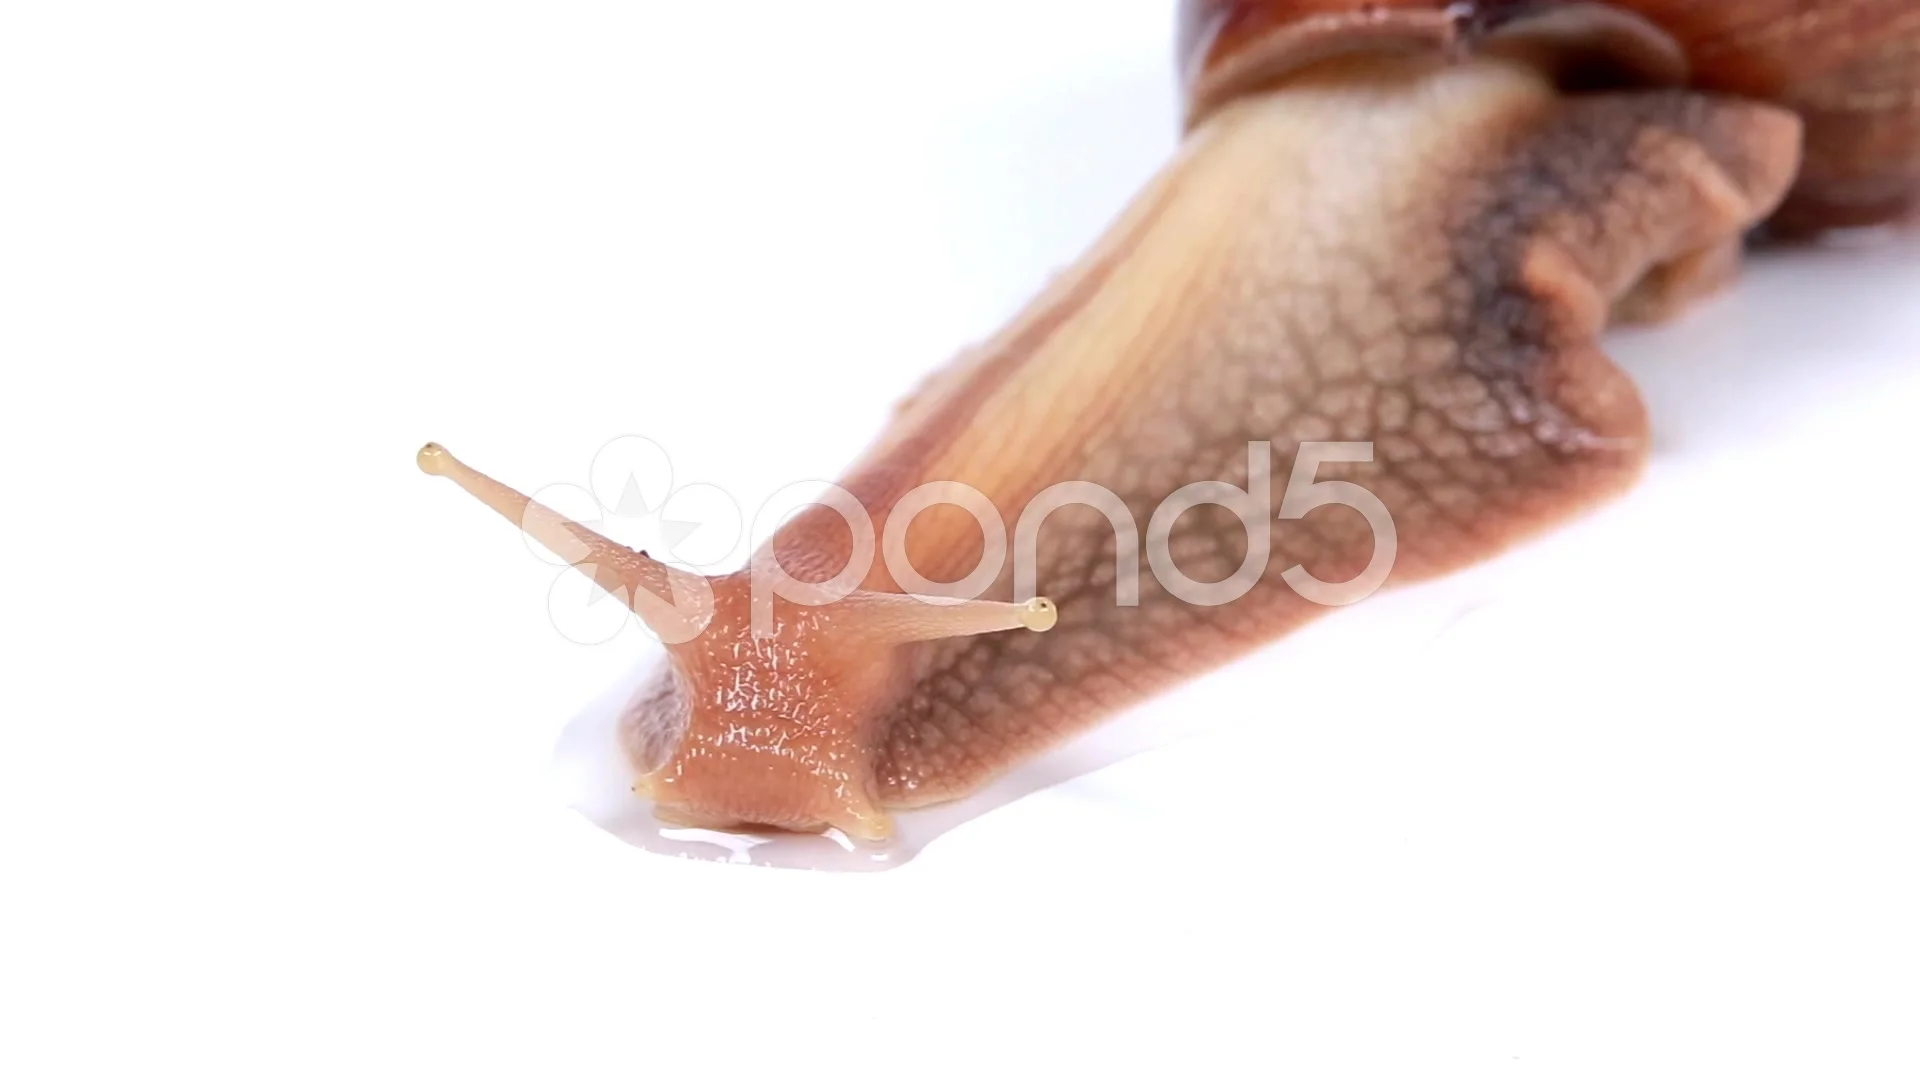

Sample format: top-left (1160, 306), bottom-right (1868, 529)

top-left (4, 2), bottom-right (1919, 1076)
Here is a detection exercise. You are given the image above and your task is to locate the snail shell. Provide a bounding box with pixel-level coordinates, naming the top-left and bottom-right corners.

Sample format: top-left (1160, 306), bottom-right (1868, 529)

top-left (1181, 0), bottom-right (1920, 231)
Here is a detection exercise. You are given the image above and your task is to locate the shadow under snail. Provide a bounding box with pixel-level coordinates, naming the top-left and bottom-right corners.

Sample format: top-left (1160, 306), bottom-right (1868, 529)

top-left (419, 1), bottom-right (1920, 842)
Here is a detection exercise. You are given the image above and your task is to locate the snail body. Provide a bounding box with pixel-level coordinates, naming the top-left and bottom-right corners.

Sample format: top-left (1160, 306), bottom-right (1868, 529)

top-left (424, 2), bottom-right (1920, 841)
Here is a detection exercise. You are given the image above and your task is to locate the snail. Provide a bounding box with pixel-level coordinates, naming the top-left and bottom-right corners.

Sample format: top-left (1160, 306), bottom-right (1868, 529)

top-left (421, 1), bottom-right (1920, 842)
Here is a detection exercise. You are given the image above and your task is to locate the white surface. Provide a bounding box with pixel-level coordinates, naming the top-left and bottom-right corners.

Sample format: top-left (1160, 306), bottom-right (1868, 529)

top-left (4, 2), bottom-right (1919, 1076)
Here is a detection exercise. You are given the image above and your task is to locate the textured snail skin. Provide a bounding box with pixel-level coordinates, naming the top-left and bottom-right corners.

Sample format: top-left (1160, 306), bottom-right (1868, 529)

top-left (425, 7), bottom-right (1873, 839)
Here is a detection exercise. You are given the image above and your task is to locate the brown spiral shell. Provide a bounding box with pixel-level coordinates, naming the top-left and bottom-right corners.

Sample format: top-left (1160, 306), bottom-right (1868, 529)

top-left (1178, 0), bottom-right (1920, 232)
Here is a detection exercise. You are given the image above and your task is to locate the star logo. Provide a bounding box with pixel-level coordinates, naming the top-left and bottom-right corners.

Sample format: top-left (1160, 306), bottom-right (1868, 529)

top-left (524, 436), bottom-right (745, 645)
